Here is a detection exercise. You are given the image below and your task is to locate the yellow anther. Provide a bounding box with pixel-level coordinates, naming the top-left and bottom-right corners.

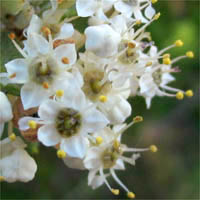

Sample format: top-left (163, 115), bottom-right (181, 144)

top-left (9, 73), bottom-right (16, 79)
top-left (8, 32), bottom-right (16, 40)
top-left (96, 136), bottom-right (103, 145)
top-left (57, 150), bottom-right (66, 159)
top-left (62, 57), bottom-right (70, 64)
top-left (163, 57), bottom-right (171, 65)
top-left (151, 0), bottom-right (158, 3)
top-left (127, 192), bottom-right (136, 199)
top-left (185, 90), bottom-right (193, 97)
top-left (99, 95), bottom-right (107, 103)
top-left (176, 91), bottom-right (184, 100)
top-left (0, 176), bottom-right (5, 182)
top-left (174, 40), bottom-right (184, 47)
top-left (9, 133), bottom-right (16, 141)
top-left (133, 116), bottom-right (143, 123)
top-left (153, 12), bottom-right (161, 20)
top-left (128, 42), bottom-right (136, 49)
top-left (113, 140), bottom-right (120, 149)
top-left (163, 53), bottom-right (170, 59)
top-left (56, 90), bottom-right (64, 97)
top-left (42, 82), bottom-right (49, 89)
top-left (186, 51), bottom-right (194, 58)
top-left (145, 61), bottom-right (153, 67)
top-left (41, 26), bottom-right (51, 36)
top-left (111, 189), bottom-right (120, 195)
top-left (149, 145), bottom-right (158, 153)
top-left (28, 120), bottom-right (37, 129)
top-left (135, 20), bottom-right (142, 25)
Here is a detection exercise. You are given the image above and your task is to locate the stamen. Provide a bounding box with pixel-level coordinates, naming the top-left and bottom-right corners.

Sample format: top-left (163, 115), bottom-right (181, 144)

top-left (153, 12), bottom-right (161, 20)
top-left (149, 145), bottom-right (158, 152)
top-left (174, 40), bottom-right (184, 47)
top-left (151, 0), bottom-right (158, 3)
top-left (0, 176), bottom-right (5, 182)
top-left (163, 57), bottom-right (171, 65)
top-left (57, 149), bottom-right (67, 159)
top-left (56, 90), bottom-right (64, 97)
top-left (41, 26), bottom-right (51, 37)
top-left (186, 51), bottom-right (194, 58)
top-left (128, 42), bottom-right (136, 49)
top-left (171, 55), bottom-right (187, 64)
top-left (9, 133), bottom-right (16, 141)
top-left (145, 61), bottom-right (153, 67)
top-left (99, 168), bottom-right (112, 192)
top-left (9, 73), bottom-right (16, 79)
top-left (62, 57), bottom-right (70, 64)
top-left (163, 53), bottom-right (170, 59)
top-left (185, 90), bottom-right (193, 97)
top-left (111, 188), bottom-right (120, 195)
top-left (8, 32), bottom-right (16, 40)
top-left (133, 116), bottom-right (143, 123)
top-left (99, 95), bottom-right (108, 103)
top-left (176, 91), bottom-right (184, 100)
top-left (96, 136), bottom-right (103, 145)
top-left (42, 82), bottom-right (49, 89)
top-left (28, 120), bottom-right (37, 129)
top-left (113, 140), bottom-right (120, 150)
top-left (127, 192), bottom-right (136, 199)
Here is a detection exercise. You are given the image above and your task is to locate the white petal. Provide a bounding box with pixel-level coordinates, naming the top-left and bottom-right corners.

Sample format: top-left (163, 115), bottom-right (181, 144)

top-left (21, 83), bottom-right (51, 110)
top-left (132, 6), bottom-right (148, 23)
top-left (63, 157), bottom-right (86, 170)
top-left (0, 123), bottom-right (4, 138)
top-left (5, 59), bottom-right (29, 84)
top-left (38, 124), bottom-right (61, 147)
top-left (54, 44), bottom-right (77, 68)
top-left (114, 2), bottom-right (132, 17)
top-left (76, 0), bottom-right (98, 17)
top-left (26, 33), bottom-right (50, 57)
top-left (82, 107), bottom-right (109, 132)
top-left (38, 100), bottom-right (62, 121)
top-left (144, 5), bottom-right (155, 20)
top-left (88, 169), bottom-right (105, 189)
top-left (27, 14), bottom-right (43, 36)
top-left (60, 136), bottom-right (87, 158)
top-left (54, 23), bottom-right (74, 40)
top-left (113, 159), bottom-right (125, 170)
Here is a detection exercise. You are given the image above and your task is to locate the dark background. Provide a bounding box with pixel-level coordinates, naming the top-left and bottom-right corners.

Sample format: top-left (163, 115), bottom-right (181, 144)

top-left (0, 0), bottom-right (199, 199)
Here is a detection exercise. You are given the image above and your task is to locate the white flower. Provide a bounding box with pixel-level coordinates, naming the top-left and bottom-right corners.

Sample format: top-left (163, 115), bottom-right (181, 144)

top-left (84, 121), bottom-right (153, 196)
top-left (19, 82), bottom-right (109, 158)
top-left (75, 52), bottom-right (132, 124)
top-left (0, 137), bottom-right (37, 183)
top-left (114, 0), bottom-right (155, 23)
top-left (85, 24), bottom-right (121, 57)
top-left (0, 92), bottom-right (13, 137)
top-left (3, 32), bottom-right (77, 110)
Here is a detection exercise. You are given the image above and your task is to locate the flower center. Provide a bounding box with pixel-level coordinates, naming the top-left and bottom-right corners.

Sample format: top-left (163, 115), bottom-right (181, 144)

top-left (29, 57), bottom-right (58, 85)
top-left (153, 69), bottom-right (162, 85)
top-left (101, 145), bottom-right (123, 169)
top-left (56, 108), bottom-right (82, 138)
top-left (82, 69), bottom-right (111, 101)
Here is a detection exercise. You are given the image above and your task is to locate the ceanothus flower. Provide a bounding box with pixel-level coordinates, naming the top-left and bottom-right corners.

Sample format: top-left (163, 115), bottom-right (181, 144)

top-left (2, 32), bottom-right (77, 110)
top-left (0, 92), bottom-right (13, 137)
top-left (19, 78), bottom-right (109, 158)
top-left (0, 137), bottom-right (37, 183)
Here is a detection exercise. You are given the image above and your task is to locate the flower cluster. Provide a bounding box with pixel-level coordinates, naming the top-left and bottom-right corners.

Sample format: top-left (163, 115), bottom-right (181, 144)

top-left (0, 0), bottom-right (194, 198)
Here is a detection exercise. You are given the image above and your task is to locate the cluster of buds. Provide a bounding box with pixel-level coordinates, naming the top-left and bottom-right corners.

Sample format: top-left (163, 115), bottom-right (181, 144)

top-left (0, 0), bottom-right (194, 198)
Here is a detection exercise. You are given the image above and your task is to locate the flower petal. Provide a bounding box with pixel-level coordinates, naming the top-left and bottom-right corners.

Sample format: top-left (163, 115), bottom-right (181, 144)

top-left (38, 124), bottom-right (61, 146)
top-left (144, 5), bottom-right (155, 20)
top-left (27, 14), bottom-right (43, 36)
top-left (54, 23), bottom-right (74, 40)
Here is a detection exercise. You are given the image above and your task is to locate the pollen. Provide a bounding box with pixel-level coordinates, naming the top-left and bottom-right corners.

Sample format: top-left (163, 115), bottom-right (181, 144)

top-left (150, 145), bottom-right (158, 153)
top-left (9, 133), bottom-right (16, 141)
top-left (127, 192), bottom-right (136, 199)
top-left (28, 120), bottom-right (37, 129)
top-left (0, 176), bottom-right (5, 182)
top-left (42, 82), bottom-right (49, 89)
top-left (151, 0), bottom-right (158, 3)
top-left (135, 20), bottom-right (142, 25)
top-left (9, 73), bottom-right (16, 79)
top-left (96, 136), bottom-right (103, 145)
top-left (185, 90), bottom-right (193, 97)
top-left (175, 40), bottom-right (184, 47)
top-left (57, 149), bottom-right (66, 159)
top-left (8, 32), bottom-right (16, 40)
top-left (111, 188), bottom-right (120, 195)
top-left (176, 91), bottom-right (184, 100)
top-left (153, 12), bottom-right (161, 20)
top-left (163, 58), bottom-right (171, 65)
top-left (133, 116), bottom-right (143, 123)
top-left (145, 61), bottom-right (153, 67)
top-left (99, 95), bottom-right (107, 103)
top-left (62, 57), bottom-right (70, 64)
top-left (163, 53), bottom-right (170, 59)
top-left (186, 51), bottom-right (194, 58)
top-left (128, 42), bottom-right (136, 49)
top-left (41, 26), bottom-right (51, 36)
top-left (56, 89), bottom-right (64, 97)
top-left (113, 140), bottom-right (120, 150)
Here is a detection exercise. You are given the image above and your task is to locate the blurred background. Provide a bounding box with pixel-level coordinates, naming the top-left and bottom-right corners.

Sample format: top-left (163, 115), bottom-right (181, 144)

top-left (1, 0), bottom-right (199, 199)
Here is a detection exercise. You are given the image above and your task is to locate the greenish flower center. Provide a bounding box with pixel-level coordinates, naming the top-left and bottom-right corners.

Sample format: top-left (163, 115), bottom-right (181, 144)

top-left (56, 108), bottom-right (82, 138)
top-left (153, 69), bottom-right (162, 85)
